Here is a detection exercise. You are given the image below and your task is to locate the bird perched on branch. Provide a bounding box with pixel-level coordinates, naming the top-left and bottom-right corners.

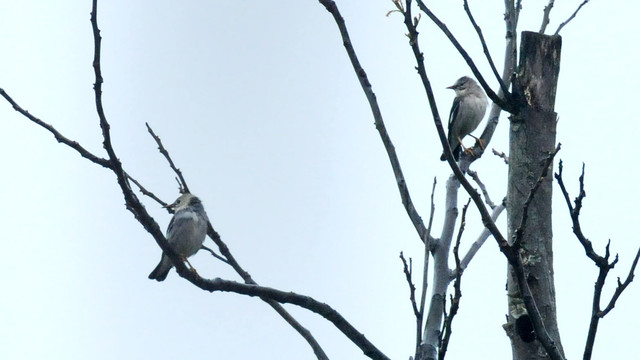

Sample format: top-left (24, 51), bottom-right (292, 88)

top-left (148, 193), bottom-right (209, 281)
top-left (440, 76), bottom-right (488, 161)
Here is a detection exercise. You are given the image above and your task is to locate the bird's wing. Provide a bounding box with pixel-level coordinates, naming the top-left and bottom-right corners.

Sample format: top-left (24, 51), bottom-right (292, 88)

top-left (447, 96), bottom-right (461, 144)
top-left (166, 210), bottom-right (197, 237)
top-left (448, 97), bottom-right (460, 130)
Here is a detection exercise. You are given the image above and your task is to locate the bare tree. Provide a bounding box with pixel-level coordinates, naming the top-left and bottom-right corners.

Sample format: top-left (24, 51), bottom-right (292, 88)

top-left (1, 1), bottom-right (638, 360)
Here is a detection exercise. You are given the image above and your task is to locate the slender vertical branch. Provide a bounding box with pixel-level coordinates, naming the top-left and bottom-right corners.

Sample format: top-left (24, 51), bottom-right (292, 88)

top-left (318, 0), bottom-right (428, 241)
top-left (437, 199), bottom-right (469, 360)
top-left (145, 122), bottom-right (190, 194)
top-left (555, 163), bottom-right (640, 360)
top-left (539, 0), bottom-right (555, 34)
top-left (462, 0), bottom-right (510, 97)
top-left (554, 0), bottom-right (590, 35)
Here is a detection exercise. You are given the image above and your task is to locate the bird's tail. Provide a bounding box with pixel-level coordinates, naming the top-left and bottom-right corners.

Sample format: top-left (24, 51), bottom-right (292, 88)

top-left (148, 256), bottom-right (172, 281)
top-left (440, 145), bottom-right (461, 161)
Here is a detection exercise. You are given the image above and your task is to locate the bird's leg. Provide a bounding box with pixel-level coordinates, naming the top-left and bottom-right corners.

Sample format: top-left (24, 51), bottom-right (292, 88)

top-left (469, 134), bottom-right (486, 150)
top-left (182, 257), bottom-right (200, 276)
top-left (457, 136), bottom-right (471, 154)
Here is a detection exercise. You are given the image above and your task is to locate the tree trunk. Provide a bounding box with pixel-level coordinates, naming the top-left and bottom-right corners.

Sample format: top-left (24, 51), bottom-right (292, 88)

top-left (505, 31), bottom-right (564, 359)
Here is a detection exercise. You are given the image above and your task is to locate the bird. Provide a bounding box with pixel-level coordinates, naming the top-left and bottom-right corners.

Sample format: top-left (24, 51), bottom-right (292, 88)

top-left (440, 76), bottom-right (488, 161)
top-left (148, 193), bottom-right (209, 281)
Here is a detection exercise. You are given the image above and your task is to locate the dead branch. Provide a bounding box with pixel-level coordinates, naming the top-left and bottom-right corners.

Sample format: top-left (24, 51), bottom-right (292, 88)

top-left (467, 170), bottom-right (496, 209)
top-left (318, 0), bottom-right (429, 243)
top-left (492, 148), bottom-right (509, 164)
top-left (554, 161), bottom-right (640, 360)
top-left (554, 0), bottom-right (590, 35)
top-left (462, 0), bottom-right (510, 97)
top-left (438, 199), bottom-right (469, 360)
top-left (145, 122), bottom-right (190, 194)
top-left (539, 0), bottom-right (555, 34)
top-left (401, 252), bottom-right (420, 319)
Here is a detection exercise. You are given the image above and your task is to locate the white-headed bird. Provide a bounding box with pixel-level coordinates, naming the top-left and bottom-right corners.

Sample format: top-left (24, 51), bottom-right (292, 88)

top-left (148, 193), bottom-right (209, 281)
top-left (440, 76), bottom-right (488, 161)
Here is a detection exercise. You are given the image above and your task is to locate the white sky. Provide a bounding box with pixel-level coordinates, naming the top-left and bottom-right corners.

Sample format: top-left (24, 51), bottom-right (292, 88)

top-left (1, 1), bottom-right (638, 359)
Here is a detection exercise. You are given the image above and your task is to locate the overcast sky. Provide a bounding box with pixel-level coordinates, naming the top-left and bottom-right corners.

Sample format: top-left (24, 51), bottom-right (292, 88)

top-left (1, 1), bottom-right (639, 359)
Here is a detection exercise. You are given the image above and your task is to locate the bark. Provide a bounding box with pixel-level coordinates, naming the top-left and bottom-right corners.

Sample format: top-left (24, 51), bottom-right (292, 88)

top-left (505, 31), bottom-right (565, 359)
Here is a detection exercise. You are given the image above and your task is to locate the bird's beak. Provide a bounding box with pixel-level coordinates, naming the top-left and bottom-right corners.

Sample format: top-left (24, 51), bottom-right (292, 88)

top-left (446, 84), bottom-right (456, 89)
top-left (164, 200), bottom-right (178, 210)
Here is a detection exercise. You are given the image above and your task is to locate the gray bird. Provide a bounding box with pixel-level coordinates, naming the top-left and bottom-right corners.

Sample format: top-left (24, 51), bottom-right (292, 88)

top-left (440, 76), bottom-right (488, 161)
top-left (148, 193), bottom-right (209, 281)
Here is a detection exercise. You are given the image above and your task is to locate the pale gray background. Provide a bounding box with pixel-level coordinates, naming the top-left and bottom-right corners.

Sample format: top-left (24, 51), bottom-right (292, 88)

top-left (1, 1), bottom-right (638, 359)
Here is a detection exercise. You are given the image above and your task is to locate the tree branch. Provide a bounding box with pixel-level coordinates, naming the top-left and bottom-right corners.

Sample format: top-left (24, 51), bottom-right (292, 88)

top-left (539, 0), bottom-right (555, 34)
top-left (145, 122), bottom-right (190, 194)
top-left (554, 161), bottom-right (640, 360)
top-left (462, 0), bottom-right (510, 97)
top-left (401, 252), bottom-right (420, 319)
top-left (467, 170), bottom-right (496, 209)
top-left (0, 88), bottom-right (112, 169)
top-left (458, 200), bottom-right (506, 273)
top-left (554, 0), bottom-right (590, 35)
top-left (416, 177), bottom-right (437, 356)
top-left (318, 0), bottom-right (428, 242)
top-left (438, 199), bottom-right (468, 360)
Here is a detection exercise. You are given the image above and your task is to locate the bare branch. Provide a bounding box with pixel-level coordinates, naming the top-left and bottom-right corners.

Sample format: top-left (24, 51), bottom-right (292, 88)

top-left (438, 199), bottom-right (469, 360)
top-left (599, 247), bottom-right (640, 317)
top-left (182, 276), bottom-right (388, 360)
top-left (492, 148), bottom-right (509, 164)
top-left (318, 0), bottom-right (428, 242)
top-left (467, 170), bottom-right (496, 209)
top-left (463, 0), bottom-right (510, 96)
top-left (401, 252), bottom-right (420, 319)
top-left (555, 162), bottom-right (640, 360)
top-left (0, 88), bottom-right (112, 169)
top-left (416, 177), bottom-right (437, 356)
top-left (146, 122), bottom-right (190, 194)
top-left (200, 245), bottom-right (231, 264)
top-left (539, 0), bottom-right (555, 34)
top-left (126, 173), bottom-right (169, 207)
top-left (459, 200), bottom-right (506, 272)
top-left (554, 0), bottom-right (590, 35)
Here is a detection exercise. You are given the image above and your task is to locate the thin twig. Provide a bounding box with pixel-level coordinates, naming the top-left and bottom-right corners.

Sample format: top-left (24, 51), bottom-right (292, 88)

top-left (126, 173), bottom-right (169, 207)
top-left (146, 122), bottom-right (190, 194)
top-left (539, 0), bottom-right (555, 34)
top-left (458, 200), bottom-right (506, 273)
top-left (554, 0), bottom-right (590, 35)
top-left (201, 245), bottom-right (231, 264)
top-left (401, 252), bottom-right (420, 318)
top-left (492, 148), bottom-right (509, 164)
top-left (467, 170), bottom-right (496, 209)
top-left (599, 248), bottom-right (640, 316)
top-left (416, 177), bottom-right (437, 357)
top-left (0, 88), bottom-right (112, 169)
top-left (463, 0), bottom-right (510, 97)
top-left (318, 0), bottom-right (428, 243)
top-left (438, 198), bottom-right (469, 360)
